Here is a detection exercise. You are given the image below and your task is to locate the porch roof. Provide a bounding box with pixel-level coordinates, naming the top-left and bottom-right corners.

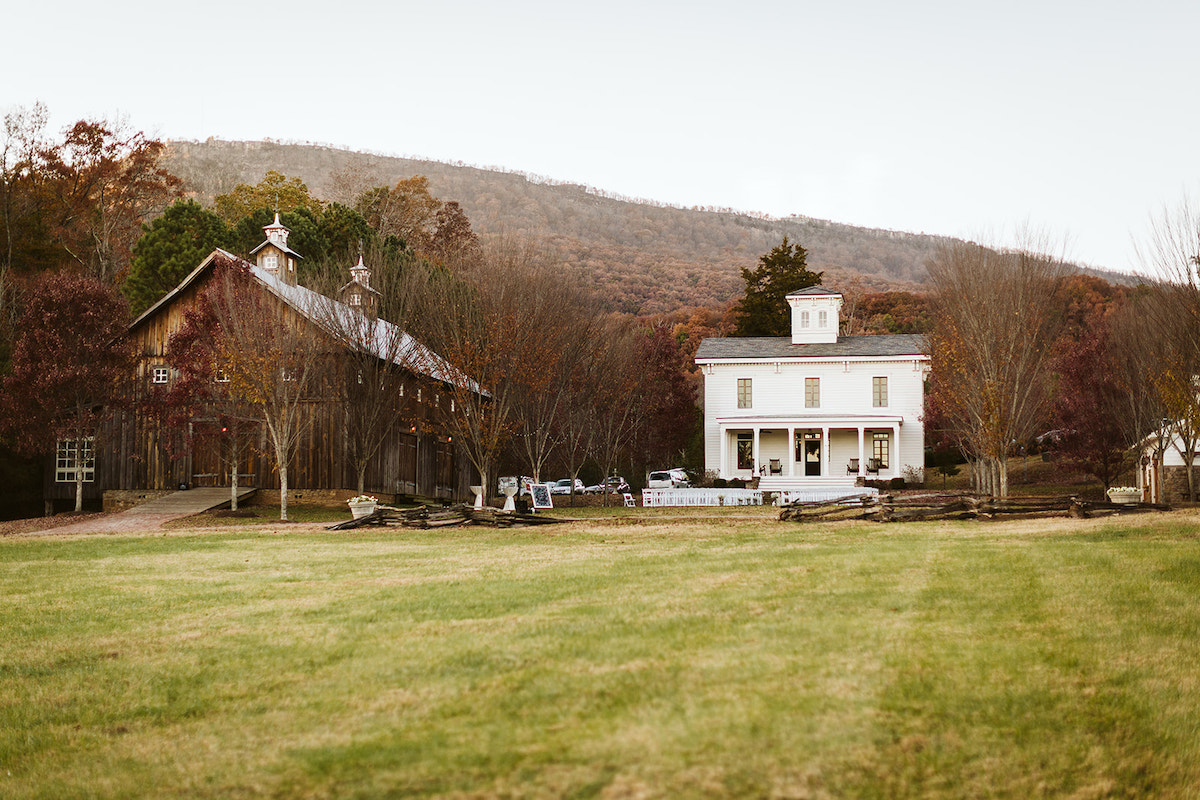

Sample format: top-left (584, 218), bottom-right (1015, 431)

top-left (715, 413), bottom-right (905, 428)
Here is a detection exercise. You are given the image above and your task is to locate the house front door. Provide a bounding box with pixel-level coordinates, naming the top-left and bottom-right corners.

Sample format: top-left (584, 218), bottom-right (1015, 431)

top-left (803, 433), bottom-right (822, 477)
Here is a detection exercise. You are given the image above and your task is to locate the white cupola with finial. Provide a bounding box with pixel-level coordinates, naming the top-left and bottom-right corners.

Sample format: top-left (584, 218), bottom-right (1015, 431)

top-left (339, 248), bottom-right (381, 317)
top-left (250, 212), bottom-right (303, 285)
top-left (787, 286), bottom-right (842, 344)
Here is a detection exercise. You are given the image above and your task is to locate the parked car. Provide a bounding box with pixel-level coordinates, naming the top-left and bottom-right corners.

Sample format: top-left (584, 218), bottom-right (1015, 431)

top-left (550, 478), bottom-right (585, 495)
top-left (585, 476), bottom-right (629, 494)
top-left (647, 468), bottom-right (690, 488)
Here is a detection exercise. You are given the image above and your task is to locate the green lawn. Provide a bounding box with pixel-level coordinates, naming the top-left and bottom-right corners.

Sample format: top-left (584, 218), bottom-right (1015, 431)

top-left (4, 512), bottom-right (1200, 798)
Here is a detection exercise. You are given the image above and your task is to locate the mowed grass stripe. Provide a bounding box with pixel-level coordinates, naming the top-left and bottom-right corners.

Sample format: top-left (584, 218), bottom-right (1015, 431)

top-left (2, 517), bottom-right (1200, 798)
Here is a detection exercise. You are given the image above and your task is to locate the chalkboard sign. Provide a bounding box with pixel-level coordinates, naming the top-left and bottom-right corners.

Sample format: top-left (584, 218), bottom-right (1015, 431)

top-left (529, 483), bottom-right (553, 510)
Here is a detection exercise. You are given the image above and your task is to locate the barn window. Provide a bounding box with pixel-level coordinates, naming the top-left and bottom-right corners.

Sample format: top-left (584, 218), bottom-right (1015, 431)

top-left (56, 438), bottom-right (95, 483)
top-left (151, 366), bottom-right (169, 384)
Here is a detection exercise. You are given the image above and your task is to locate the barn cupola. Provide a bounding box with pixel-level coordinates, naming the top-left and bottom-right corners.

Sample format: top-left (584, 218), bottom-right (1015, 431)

top-left (339, 252), bottom-right (381, 318)
top-left (250, 212), bottom-right (303, 286)
top-left (786, 286), bottom-right (842, 344)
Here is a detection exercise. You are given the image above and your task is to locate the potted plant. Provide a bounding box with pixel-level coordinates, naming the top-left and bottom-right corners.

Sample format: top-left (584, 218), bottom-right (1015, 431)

top-left (347, 494), bottom-right (379, 518)
top-left (1106, 486), bottom-right (1140, 505)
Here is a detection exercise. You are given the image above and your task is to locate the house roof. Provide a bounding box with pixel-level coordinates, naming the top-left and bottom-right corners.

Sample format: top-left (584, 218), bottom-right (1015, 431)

top-left (130, 249), bottom-right (481, 394)
top-left (787, 286), bottom-right (842, 297)
top-left (695, 333), bottom-right (928, 361)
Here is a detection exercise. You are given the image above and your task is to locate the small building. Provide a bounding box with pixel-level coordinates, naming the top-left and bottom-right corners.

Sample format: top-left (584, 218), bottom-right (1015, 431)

top-left (694, 287), bottom-right (929, 492)
top-left (1137, 427), bottom-right (1196, 504)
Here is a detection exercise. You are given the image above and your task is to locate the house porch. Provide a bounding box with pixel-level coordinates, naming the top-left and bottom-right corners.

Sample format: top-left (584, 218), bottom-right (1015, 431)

top-left (715, 415), bottom-right (907, 483)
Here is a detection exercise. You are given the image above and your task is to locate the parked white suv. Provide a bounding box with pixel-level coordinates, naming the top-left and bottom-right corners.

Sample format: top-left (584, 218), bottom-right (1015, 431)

top-left (647, 468), bottom-right (690, 488)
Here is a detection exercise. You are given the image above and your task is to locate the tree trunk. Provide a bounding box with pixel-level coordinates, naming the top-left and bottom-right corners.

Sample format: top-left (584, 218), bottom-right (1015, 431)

top-left (74, 438), bottom-right (84, 513)
top-left (230, 435), bottom-right (240, 512)
top-left (357, 466), bottom-right (366, 496)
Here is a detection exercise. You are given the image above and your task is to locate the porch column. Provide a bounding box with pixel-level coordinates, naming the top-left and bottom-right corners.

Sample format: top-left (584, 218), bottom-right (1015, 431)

top-left (788, 426), bottom-right (796, 476)
top-left (857, 426), bottom-right (866, 477)
top-left (753, 427), bottom-right (761, 475)
top-left (719, 426), bottom-right (729, 479)
top-left (892, 423), bottom-right (901, 477)
top-left (822, 426), bottom-right (830, 477)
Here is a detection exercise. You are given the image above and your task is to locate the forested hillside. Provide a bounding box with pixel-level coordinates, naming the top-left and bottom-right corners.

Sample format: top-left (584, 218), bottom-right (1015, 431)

top-left (164, 140), bottom-right (953, 314)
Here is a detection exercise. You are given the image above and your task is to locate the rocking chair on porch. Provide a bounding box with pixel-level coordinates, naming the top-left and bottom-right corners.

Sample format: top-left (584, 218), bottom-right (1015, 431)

top-left (847, 458), bottom-right (859, 475)
top-left (768, 459), bottom-right (782, 475)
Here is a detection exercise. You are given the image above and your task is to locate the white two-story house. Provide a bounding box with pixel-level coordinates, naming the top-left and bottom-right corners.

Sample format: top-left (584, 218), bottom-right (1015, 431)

top-left (695, 286), bottom-right (930, 490)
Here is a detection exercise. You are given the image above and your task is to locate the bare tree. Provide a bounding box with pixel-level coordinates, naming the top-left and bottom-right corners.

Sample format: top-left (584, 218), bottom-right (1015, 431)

top-left (926, 238), bottom-right (1068, 496)
top-left (1135, 198), bottom-right (1200, 498)
top-left (411, 237), bottom-right (562, 501)
top-left (202, 258), bottom-right (329, 520)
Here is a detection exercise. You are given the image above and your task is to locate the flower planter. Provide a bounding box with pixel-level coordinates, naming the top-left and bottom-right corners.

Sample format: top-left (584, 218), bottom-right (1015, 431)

top-left (1107, 490), bottom-right (1139, 505)
top-left (349, 501), bottom-right (378, 519)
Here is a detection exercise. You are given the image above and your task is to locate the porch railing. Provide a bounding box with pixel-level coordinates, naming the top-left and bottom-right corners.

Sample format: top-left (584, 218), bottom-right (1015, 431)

top-left (642, 488), bottom-right (764, 507)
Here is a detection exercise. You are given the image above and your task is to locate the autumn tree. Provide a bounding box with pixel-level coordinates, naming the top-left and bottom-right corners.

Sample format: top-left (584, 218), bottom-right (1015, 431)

top-left (123, 199), bottom-right (231, 314)
top-left (44, 119), bottom-right (183, 284)
top-left (0, 271), bottom-right (135, 511)
top-left (159, 291), bottom-right (259, 510)
top-left (630, 319), bottom-right (699, 470)
top-left (411, 238), bottom-right (562, 499)
top-left (1051, 318), bottom-right (1132, 489)
top-left (733, 236), bottom-right (823, 337)
top-left (926, 240), bottom-right (1067, 496)
top-left (185, 257), bottom-right (329, 520)
top-left (426, 201), bottom-right (480, 266)
top-left (354, 176), bottom-right (442, 252)
top-left (214, 170), bottom-right (322, 226)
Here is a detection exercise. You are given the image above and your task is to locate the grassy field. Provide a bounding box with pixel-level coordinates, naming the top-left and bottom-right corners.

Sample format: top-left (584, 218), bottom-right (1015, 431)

top-left (4, 511), bottom-right (1200, 798)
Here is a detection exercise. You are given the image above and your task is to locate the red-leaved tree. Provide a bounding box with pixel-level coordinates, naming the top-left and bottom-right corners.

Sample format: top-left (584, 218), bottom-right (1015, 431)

top-left (1, 270), bottom-right (135, 511)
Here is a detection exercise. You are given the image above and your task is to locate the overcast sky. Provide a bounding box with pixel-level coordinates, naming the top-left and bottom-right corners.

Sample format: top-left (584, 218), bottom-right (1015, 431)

top-left (6, 0), bottom-right (1197, 274)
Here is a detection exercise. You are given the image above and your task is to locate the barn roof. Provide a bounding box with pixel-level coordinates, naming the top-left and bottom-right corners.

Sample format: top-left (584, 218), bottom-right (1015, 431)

top-left (130, 249), bottom-right (481, 394)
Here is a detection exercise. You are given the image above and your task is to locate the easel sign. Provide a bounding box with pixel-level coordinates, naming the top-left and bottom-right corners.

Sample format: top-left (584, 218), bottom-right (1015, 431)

top-left (529, 482), bottom-right (553, 510)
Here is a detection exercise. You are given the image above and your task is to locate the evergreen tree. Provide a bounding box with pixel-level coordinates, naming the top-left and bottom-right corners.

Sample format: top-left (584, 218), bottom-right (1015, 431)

top-left (123, 200), bottom-right (229, 314)
top-left (733, 237), bottom-right (822, 337)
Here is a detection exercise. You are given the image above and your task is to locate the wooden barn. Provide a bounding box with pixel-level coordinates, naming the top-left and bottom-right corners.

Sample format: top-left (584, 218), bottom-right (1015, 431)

top-left (45, 215), bottom-right (478, 510)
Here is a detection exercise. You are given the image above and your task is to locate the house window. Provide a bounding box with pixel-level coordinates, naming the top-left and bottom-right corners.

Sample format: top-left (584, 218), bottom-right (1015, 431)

top-left (805, 377), bottom-right (820, 408)
top-left (873, 432), bottom-right (890, 469)
top-left (263, 253), bottom-right (278, 271)
top-left (800, 311), bottom-right (810, 328)
top-left (872, 376), bottom-right (888, 407)
top-left (736, 433), bottom-right (754, 470)
top-left (818, 310), bottom-right (828, 328)
top-left (737, 378), bottom-right (752, 409)
top-left (151, 366), bottom-right (169, 384)
top-left (56, 438), bottom-right (95, 483)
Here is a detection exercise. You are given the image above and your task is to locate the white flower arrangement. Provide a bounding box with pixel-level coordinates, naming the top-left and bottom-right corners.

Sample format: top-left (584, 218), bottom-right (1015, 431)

top-left (1107, 487), bottom-right (1138, 494)
top-left (347, 495), bottom-right (377, 505)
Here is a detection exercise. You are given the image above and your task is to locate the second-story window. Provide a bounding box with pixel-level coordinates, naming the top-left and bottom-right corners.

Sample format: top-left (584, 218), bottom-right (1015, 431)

top-left (805, 377), bottom-right (820, 408)
top-left (737, 378), bottom-right (752, 408)
top-left (873, 376), bottom-right (888, 407)
top-left (151, 366), bottom-right (169, 384)
top-left (800, 311), bottom-right (810, 329)
top-left (818, 310), bottom-right (828, 328)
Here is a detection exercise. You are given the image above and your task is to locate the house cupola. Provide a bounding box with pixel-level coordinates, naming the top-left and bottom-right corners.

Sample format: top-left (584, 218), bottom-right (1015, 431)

top-left (250, 212), bottom-right (303, 286)
top-left (787, 286), bottom-right (841, 344)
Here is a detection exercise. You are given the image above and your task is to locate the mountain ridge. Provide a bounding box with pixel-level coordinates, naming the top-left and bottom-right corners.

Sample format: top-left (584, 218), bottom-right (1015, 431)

top-left (162, 139), bottom-right (1125, 314)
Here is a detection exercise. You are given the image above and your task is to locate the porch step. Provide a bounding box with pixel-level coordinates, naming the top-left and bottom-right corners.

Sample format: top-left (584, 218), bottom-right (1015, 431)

top-left (758, 476), bottom-right (858, 492)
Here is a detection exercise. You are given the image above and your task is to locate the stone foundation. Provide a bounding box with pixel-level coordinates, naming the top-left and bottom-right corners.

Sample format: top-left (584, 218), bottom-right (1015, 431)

top-left (240, 489), bottom-right (400, 508)
top-left (1161, 466), bottom-right (1199, 503)
top-left (103, 490), bottom-right (175, 513)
